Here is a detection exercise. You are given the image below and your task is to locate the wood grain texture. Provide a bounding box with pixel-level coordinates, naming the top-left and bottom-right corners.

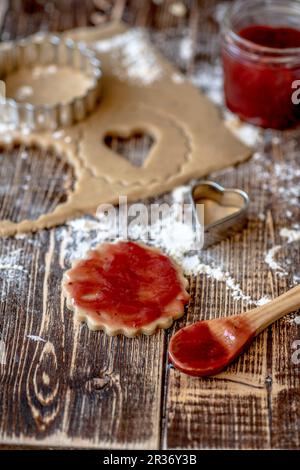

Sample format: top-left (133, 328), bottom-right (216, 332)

top-left (0, 0), bottom-right (300, 449)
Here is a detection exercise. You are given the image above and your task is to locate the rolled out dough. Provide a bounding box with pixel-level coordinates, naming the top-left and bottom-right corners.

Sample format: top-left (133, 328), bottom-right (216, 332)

top-left (6, 65), bottom-right (94, 106)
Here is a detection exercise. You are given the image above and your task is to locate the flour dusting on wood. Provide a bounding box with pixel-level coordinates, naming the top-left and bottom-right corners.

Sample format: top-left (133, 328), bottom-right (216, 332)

top-left (94, 29), bottom-right (164, 85)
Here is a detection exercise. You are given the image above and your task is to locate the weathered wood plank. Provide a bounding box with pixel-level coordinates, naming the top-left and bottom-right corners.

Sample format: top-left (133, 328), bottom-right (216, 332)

top-left (158, 1), bottom-right (300, 449)
top-left (0, 121), bottom-right (164, 452)
top-left (267, 138), bottom-right (300, 450)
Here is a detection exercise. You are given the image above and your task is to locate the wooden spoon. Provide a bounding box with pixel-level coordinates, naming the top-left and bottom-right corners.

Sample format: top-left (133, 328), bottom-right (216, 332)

top-left (169, 285), bottom-right (300, 377)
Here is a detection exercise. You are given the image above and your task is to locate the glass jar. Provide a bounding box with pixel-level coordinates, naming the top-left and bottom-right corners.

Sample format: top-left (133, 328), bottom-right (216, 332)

top-left (222, 0), bottom-right (300, 130)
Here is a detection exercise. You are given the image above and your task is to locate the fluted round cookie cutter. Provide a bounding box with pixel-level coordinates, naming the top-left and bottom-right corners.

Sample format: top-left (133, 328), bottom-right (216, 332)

top-left (0, 33), bottom-right (102, 131)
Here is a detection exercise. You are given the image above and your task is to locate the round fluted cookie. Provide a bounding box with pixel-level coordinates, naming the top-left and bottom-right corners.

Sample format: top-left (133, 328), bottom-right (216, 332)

top-left (63, 241), bottom-right (189, 337)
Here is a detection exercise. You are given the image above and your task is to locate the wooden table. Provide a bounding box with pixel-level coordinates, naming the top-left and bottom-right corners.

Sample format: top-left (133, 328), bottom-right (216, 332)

top-left (0, 0), bottom-right (300, 450)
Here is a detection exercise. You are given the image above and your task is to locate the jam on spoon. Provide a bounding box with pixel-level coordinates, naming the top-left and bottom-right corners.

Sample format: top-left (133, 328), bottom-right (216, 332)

top-left (169, 284), bottom-right (300, 376)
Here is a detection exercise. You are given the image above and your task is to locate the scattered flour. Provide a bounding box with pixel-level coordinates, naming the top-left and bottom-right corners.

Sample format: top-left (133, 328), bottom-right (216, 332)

top-left (15, 86), bottom-right (33, 101)
top-left (191, 62), bottom-right (224, 105)
top-left (94, 29), bottom-right (164, 85)
top-left (224, 112), bottom-right (260, 147)
top-left (171, 72), bottom-right (185, 84)
top-left (286, 314), bottom-right (300, 325)
top-left (187, 245), bottom-right (272, 306)
top-left (182, 256), bottom-right (253, 303)
top-left (65, 194), bottom-right (202, 265)
top-left (14, 233), bottom-right (27, 240)
top-left (286, 210), bottom-right (292, 218)
top-left (0, 250), bottom-right (28, 281)
top-left (32, 65), bottom-right (58, 79)
top-left (64, 136), bottom-right (72, 144)
top-left (169, 1), bottom-right (187, 17)
top-left (213, 1), bottom-right (230, 24)
top-left (256, 296), bottom-right (271, 306)
top-left (52, 129), bottom-right (65, 139)
top-left (280, 228), bottom-right (300, 244)
top-left (27, 335), bottom-right (46, 343)
top-left (0, 245), bottom-right (33, 302)
top-left (0, 264), bottom-right (26, 272)
top-left (171, 184), bottom-right (191, 203)
top-left (265, 245), bottom-right (287, 275)
top-left (0, 339), bottom-right (6, 365)
top-left (179, 36), bottom-right (193, 63)
top-left (264, 228), bottom-right (300, 281)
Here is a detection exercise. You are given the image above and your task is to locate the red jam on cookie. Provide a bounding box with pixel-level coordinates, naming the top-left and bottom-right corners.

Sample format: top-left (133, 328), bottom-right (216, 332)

top-left (63, 241), bottom-right (189, 337)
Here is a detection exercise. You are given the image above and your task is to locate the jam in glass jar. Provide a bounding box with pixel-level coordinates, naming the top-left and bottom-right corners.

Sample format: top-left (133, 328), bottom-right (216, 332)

top-left (222, 0), bottom-right (300, 130)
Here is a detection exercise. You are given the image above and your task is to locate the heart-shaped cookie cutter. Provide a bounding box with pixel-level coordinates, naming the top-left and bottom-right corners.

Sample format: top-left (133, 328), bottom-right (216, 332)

top-left (192, 180), bottom-right (249, 248)
top-left (0, 33), bottom-right (102, 131)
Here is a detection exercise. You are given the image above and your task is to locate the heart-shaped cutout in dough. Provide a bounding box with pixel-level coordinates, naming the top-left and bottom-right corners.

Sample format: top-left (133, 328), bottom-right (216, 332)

top-left (103, 129), bottom-right (155, 168)
top-left (80, 105), bottom-right (188, 187)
